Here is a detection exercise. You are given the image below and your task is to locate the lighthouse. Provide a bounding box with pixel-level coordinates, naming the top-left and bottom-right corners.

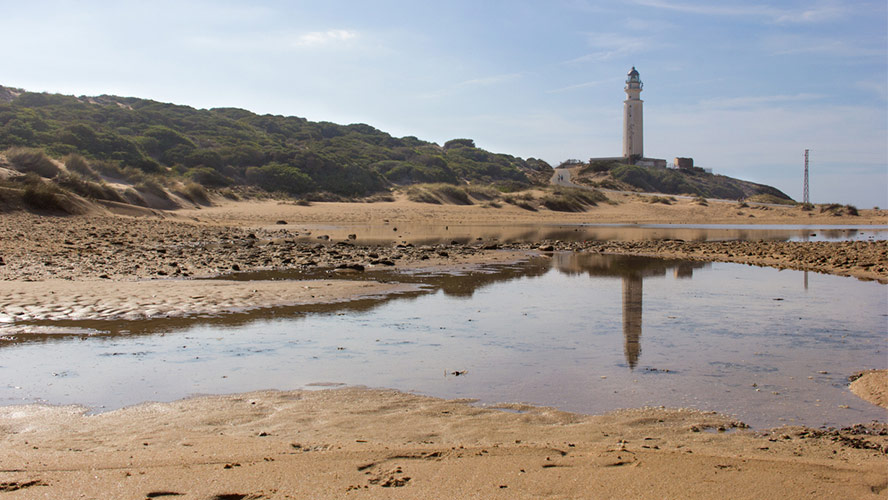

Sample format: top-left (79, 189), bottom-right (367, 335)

top-left (622, 66), bottom-right (643, 161)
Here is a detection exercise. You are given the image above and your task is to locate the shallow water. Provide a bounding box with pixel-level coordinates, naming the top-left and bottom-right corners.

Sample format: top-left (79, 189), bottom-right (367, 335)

top-left (284, 223), bottom-right (888, 245)
top-left (1, 254), bottom-right (885, 429)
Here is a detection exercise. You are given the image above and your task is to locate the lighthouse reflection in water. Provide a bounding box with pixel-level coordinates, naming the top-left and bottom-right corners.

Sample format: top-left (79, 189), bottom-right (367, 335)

top-left (553, 253), bottom-right (707, 370)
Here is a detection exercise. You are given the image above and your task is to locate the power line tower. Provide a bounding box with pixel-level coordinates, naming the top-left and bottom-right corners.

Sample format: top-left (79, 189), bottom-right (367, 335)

top-left (803, 149), bottom-right (810, 205)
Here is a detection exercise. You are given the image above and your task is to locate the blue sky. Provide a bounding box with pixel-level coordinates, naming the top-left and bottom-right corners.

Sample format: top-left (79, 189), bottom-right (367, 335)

top-left (1, 0), bottom-right (886, 206)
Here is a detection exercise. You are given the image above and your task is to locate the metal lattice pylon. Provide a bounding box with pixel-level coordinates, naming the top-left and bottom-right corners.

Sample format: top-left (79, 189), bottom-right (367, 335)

top-left (803, 149), bottom-right (810, 205)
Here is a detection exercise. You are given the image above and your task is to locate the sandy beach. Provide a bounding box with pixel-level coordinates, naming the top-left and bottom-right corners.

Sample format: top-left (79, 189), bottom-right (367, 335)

top-left (0, 195), bottom-right (886, 498)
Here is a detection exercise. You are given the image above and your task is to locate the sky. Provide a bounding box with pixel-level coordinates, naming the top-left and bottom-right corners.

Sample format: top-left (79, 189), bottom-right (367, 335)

top-left (1, 0), bottom-right (886, 207)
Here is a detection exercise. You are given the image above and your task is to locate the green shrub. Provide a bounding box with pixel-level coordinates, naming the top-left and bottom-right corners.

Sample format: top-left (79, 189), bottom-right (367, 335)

top-left (174, 182), bottom-right (210, 205)
top-left (91, 159), bottom-right (125, 179)
top-left (6, 147), bottom-right (59, 178)
top-left (405, 183), bottom-right (473, 205)
top-left (406, 185), bottom-right (442, 204)
top-left (541, 195), bottom-right (583, 212)
top-left (647, 196), bottom-right (674, 205)
top-left (186, 166), bottom-right (232, 187)
top-left (465, 185), bottom-right (500, 200)
top-left (552, 187), bottom-right (607, 206)
top-left (122, 188), bottom-right (147, 206)
top-left (245, 163), bottom-right (315, 194)
top-left (22, 182), bottom-right (67, 211)
top-left (745, 194), bottom-right (796, 205)
top-left (56, 173), bottom-right (124, 202)
top-left (135, 178), bottom-right (170, 200)
top-left (582, 160), bottom-right (620, 174)
top-left (64, 154), bottom-right (99, 180)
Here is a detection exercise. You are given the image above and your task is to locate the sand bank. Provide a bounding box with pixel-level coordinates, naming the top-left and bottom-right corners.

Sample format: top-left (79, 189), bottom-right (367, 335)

top-left (851, 370), bottom-right (888, 409)
top-left (0, 387), bottom-right (885, 499)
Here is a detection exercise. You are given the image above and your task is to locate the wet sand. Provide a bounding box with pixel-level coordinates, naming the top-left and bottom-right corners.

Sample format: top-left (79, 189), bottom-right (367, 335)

top-left (1, 197), bottom-right (886, 498)
top-left (0, 388), bottom-right (885, 499)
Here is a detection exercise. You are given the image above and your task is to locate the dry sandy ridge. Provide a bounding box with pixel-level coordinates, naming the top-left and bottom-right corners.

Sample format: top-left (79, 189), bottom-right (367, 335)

top-left (0, 387), bottom-right (885, 499)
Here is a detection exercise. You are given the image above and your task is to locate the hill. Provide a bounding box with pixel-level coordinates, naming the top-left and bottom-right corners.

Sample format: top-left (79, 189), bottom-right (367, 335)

top-left (0, 85), bottom-right (795, 214)
top-left (573, 160), bottom-right (792, 201)
top-left (0, 85), bottom-right (551, 201)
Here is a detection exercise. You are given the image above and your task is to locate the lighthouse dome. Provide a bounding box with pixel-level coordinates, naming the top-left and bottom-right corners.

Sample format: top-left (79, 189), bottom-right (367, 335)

top-left (626, 66), bottom-right (641, 84)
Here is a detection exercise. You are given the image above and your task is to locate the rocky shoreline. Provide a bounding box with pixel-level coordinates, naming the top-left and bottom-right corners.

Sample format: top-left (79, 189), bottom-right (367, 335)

top-left (538, 239), bottom-right (888, 283)
top-left (1, 213), bottom-right (885, 283)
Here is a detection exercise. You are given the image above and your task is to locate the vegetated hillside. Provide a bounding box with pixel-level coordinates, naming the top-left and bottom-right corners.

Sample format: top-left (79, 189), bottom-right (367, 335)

top-left (0, 85), bottom-right (551, 198)
top-left (577, 160), bottom-right (792, 201)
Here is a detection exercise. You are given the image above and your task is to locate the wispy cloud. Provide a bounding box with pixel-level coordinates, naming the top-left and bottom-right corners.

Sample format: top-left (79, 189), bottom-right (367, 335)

top-left (417, 73), bottom-right (524, 100)
top-left (699, 93), bottom-right (824, 108)
top-left (294, 29), bottom-right (358, 47)
top-left (631, 0), bottom-right (846, 24)
top-left (764, 35), bottom-right (886, 57)
top-left (855, 80), bottom-right (888, 101)
top-left (546, 79), bottom-right (614, 94)
top-left (189, 29), bottom-right (359, 52)
top-left (458, 73), bottom-right (523, 87)
top-left (563, 33), bottom-right (651, 64)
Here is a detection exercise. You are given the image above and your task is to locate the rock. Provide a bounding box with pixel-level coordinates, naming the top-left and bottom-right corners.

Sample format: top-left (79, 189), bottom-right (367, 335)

top-left (231, 264), bottom-right (240, 271)
top-left (538, 245), bottom-right (555, 252)
top-left (347, 234), bottom-right (357, 240)
top-left (276, 220), bottom-right (287, 225)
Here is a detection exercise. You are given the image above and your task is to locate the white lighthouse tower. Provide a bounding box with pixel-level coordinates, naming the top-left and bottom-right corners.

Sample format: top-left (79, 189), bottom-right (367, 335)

top-left (622, 66), bottom-right (643, 161)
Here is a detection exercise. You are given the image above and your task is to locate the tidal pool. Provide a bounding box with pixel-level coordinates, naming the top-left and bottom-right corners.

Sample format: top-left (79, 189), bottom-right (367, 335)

top-left (1, 254), bottom-right (885, 429)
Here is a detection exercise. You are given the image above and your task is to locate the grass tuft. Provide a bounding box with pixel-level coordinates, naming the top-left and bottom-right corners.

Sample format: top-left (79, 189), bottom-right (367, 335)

top-left (6, 148), bottom-right (60, 178)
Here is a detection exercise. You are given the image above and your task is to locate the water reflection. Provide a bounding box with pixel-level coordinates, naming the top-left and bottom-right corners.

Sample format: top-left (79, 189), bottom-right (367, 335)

top-left (284, 223), bottom-right (887, 246)
top-left (0, 252), bottom-right (884, 428)
top-left (553, 254), bottom-right (708, 369)
top-left (8, 255), bottom-right (708, 371)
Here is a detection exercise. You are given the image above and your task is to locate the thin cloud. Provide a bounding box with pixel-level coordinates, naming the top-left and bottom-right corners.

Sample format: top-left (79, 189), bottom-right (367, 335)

top-left (546, 79), bottom-right (614, 94)
top-left (563, 33), bottom-right (650, 64)
top-left (189, 29), bottom-right (359, 52)
top-left (631, 0), bottom-right (846, 24)
top-left (458, 73), bottom-right (523, 87)
top-left (294, 29), bottom-right (358, 47)
top-left (699, 93), bottom-right (824, 108)
top-left (765, 35), bottom-right (886, 57)
top-left (417, 73), bottom-right (524, 100)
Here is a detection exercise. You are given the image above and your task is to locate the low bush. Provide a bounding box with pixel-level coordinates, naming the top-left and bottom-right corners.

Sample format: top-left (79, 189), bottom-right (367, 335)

top-left (406, 185), bottom-right (442, 204)
top-left (745, 194), bottom-right (796, 205)
top-left (6, 147), bottom-right (60, 178)
top-left (541, 194), bottom-right (583, 212)
top-left (174, 182), bottom-right (210, 205)
top-left (406, 183), bottom-right (473, 205)
top-left (122, 188), bottom-right (147, 206)
top-left (22, 181), bottom-right (67, 211)
top-left (647, 196), bottom-right (674, 205)
top-left (581, 160), bottom-right (620, 174)
top-left (187, 166), bottom-right (232, 187)
top-left (56, 173), bottom-right (124, 202)
top-left (135, 178), bottom-right (170, 200)
top-left (64, 154), bottom-right (99, 180)
top-left (464, 184), bottom-right (499, 201)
